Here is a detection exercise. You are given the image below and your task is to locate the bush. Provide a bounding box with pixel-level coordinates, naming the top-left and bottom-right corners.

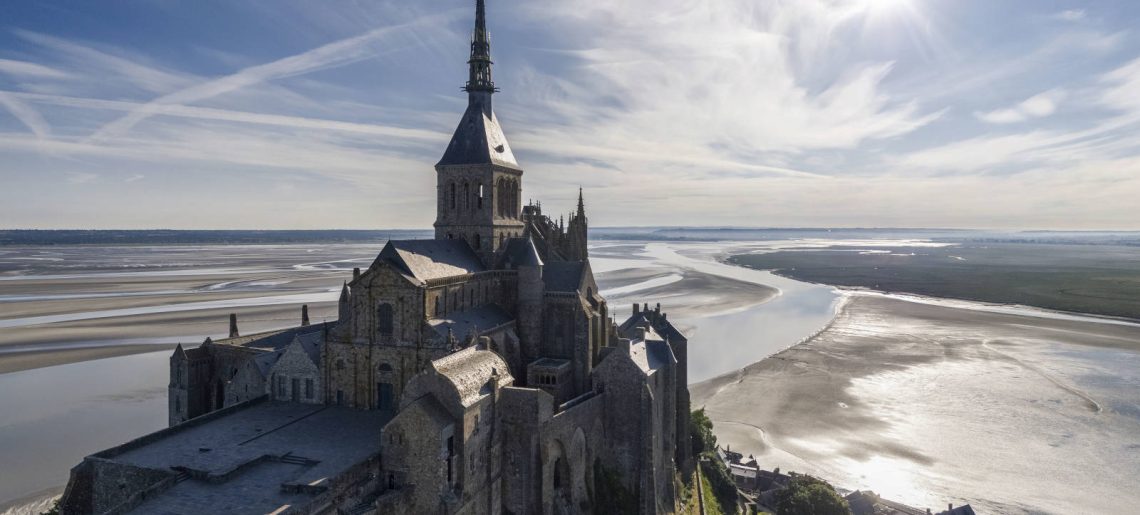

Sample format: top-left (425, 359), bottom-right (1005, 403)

top-left (773, 475), bottom-right (850, 515)
top-left (691, 408), bottom-right (717, 457)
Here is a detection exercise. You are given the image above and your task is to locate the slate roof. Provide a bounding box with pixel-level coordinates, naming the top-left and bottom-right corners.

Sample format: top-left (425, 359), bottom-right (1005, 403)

top-left (251, 351), bottom-right (282, 377)
top-left (214, 322), bottom-right (331, 352)
top-left (498, 236), bottom-right (543, 269)
top-left (542, 261), bottom-right (585, 293)
top-left (436, 100), bottom-right (520, 169)
top-left (628, 331), bottom-right (673, 375)
top-left (375, 239), bottom-right (485, 282)
top-left (618, 312), bottom-right (686, 343)
top-left (429, 305), bottom-right (514, 339)
top-left (431, 346), bottom-right (513, 408)
top-left (294, 331), bottom-right (324, 366)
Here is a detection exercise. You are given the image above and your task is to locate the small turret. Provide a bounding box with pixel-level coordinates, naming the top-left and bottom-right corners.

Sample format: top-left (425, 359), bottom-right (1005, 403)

top-left (228, 313), bottom-right (239, 338)
top-left (338, 282), bottom-right (351, 322)
top-left (301, 304), bottom-right (310, 326)
top-left (517, 234), bottom-right (545, 365)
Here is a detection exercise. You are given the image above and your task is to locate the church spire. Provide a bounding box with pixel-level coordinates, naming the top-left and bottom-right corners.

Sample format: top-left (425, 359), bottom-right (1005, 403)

top-left (576, 188), bottom-right (586, 219)
top-left (465, 0), bottom-right (496, 96)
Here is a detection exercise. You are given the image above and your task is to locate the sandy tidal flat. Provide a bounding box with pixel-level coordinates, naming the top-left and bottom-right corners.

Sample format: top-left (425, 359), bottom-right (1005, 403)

top-left (692, 294), bottom-right (1140, 514)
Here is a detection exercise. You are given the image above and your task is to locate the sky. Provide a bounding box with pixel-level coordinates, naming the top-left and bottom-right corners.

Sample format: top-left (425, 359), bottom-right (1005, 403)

top-left (1, 0), bottom-right (1139, 230)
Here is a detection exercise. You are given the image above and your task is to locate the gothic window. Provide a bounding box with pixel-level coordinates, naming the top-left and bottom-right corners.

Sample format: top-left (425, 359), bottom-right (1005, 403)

top-left (435, 296), bottom-right (442, 316)
top-left (463, 182), bottom-right (470, 210)
top-left (377, 303), bottom-right (394, 336)
top-left (473, 233), bottom-right (481, 249)
top-left (469, 288), bottom-right (474, 306)
top-left (478, 184), bottom-right (484, 209)
top-left (336, 359), bottom-right (346, 371)
top-left (305, 378), bottom-right (314, 399)
top-left (450, 182), bottom-right (457, 210)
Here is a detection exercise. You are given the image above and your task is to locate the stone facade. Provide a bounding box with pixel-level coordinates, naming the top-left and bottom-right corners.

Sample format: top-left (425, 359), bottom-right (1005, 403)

top-left (61, 2), bottom-right (691, 513)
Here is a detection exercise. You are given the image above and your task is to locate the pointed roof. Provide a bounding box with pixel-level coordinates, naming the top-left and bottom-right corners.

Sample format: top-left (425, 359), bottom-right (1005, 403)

top-left (465, 0), bottom-right (495, 94)
top-left (437, 101), bottom-right (520, 169)
top-left (437, 0), bottom-right (520, 169)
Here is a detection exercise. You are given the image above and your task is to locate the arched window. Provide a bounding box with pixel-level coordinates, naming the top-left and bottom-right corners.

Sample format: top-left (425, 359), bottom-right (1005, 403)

top-left (478, 184), bottom-right (484, 209)
top-left (377, 303), bottom-right (394, 336)
top-left (463, 182), bottom-right (470, 210)
top-left (474, 233), bottom-right (481, 250)
top-left (496, 178), bottom-right (505, 217)
top-left (450, 182), bottom-right (456, 210)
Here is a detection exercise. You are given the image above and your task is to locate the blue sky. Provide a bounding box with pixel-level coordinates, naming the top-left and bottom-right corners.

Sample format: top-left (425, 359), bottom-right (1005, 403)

top-left (1, 0), bottom-right (1139, 229)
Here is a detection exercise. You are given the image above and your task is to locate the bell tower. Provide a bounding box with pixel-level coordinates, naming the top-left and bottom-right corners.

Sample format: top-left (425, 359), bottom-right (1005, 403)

top-left (434, 0), bottom-right (524, 264)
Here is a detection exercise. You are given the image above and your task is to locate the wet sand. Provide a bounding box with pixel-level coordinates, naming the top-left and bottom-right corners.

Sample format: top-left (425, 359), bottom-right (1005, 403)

top-left (0, 244), bottom-right (376, 374)
top-left (692, 294), bottom-right (1140, 514)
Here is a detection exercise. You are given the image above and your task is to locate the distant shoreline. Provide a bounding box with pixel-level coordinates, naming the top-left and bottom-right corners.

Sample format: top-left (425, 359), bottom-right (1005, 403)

top-left (728, 243), bottom-right (1140, 321)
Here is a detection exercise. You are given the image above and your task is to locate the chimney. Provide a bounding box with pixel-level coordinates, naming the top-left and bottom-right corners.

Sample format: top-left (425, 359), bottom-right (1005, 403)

top-left (353, 267), bottom-right (361, 281)
top-left (228, 313), bottom-right (239, 338)
top-left (301, 304), bottom-right (310, 326)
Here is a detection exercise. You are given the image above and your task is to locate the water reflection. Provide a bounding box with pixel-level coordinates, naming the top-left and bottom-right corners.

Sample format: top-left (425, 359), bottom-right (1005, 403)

top-left (0, 352), bottom-right (169, 507)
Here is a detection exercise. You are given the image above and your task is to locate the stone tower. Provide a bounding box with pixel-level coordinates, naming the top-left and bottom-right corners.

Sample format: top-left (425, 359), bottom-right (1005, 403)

top-left (434, 0), bottom-right (524, 265)
top-left (515, 234), bottom-right (545, 365)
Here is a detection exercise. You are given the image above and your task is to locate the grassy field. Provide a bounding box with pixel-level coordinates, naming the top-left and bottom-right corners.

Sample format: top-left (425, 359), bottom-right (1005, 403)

top-left (729, 243), bottom-right (1140, 320)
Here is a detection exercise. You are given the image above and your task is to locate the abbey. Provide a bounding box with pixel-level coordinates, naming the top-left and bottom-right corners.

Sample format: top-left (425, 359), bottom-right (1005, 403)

top-left (60, 2), bottom-right (691, 514)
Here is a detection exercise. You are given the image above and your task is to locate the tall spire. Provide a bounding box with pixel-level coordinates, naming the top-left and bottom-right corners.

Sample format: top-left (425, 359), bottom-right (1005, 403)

top-left (465, 0), bottom-right (496, 96)
top-left (576, 188), bottom-right (586, 219)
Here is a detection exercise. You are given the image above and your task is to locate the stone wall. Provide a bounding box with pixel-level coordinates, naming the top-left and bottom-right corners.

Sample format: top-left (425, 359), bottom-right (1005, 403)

top-left (268, 340), bottom-right (321, 404)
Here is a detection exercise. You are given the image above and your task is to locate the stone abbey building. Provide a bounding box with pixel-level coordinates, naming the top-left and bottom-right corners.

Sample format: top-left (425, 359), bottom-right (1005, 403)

top-left (60, 2), bottom-right (691, 514)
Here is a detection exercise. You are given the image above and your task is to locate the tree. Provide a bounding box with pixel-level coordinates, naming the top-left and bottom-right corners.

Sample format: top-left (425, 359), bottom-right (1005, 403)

top-left (774, 475), bottom-right (850, 515)
top-left (691, 408), bottom-right (717, 457)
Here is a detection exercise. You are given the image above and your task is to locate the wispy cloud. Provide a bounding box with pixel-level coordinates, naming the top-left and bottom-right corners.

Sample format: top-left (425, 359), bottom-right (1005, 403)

top-left (1053, 9), bottom-right (1087, 22)
top-left (0, 0), bottom-right (1137, 229)
top-left (975, 89), bottom-right (1066, 124)
top-left (14, 30), bottom-right (192, 94)
top-left (0, 90), bottom-right (51, 137)
top-left (86, 10), bottom-right (461, 142)
top-left (0, 58), bottom-right (71, 79)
